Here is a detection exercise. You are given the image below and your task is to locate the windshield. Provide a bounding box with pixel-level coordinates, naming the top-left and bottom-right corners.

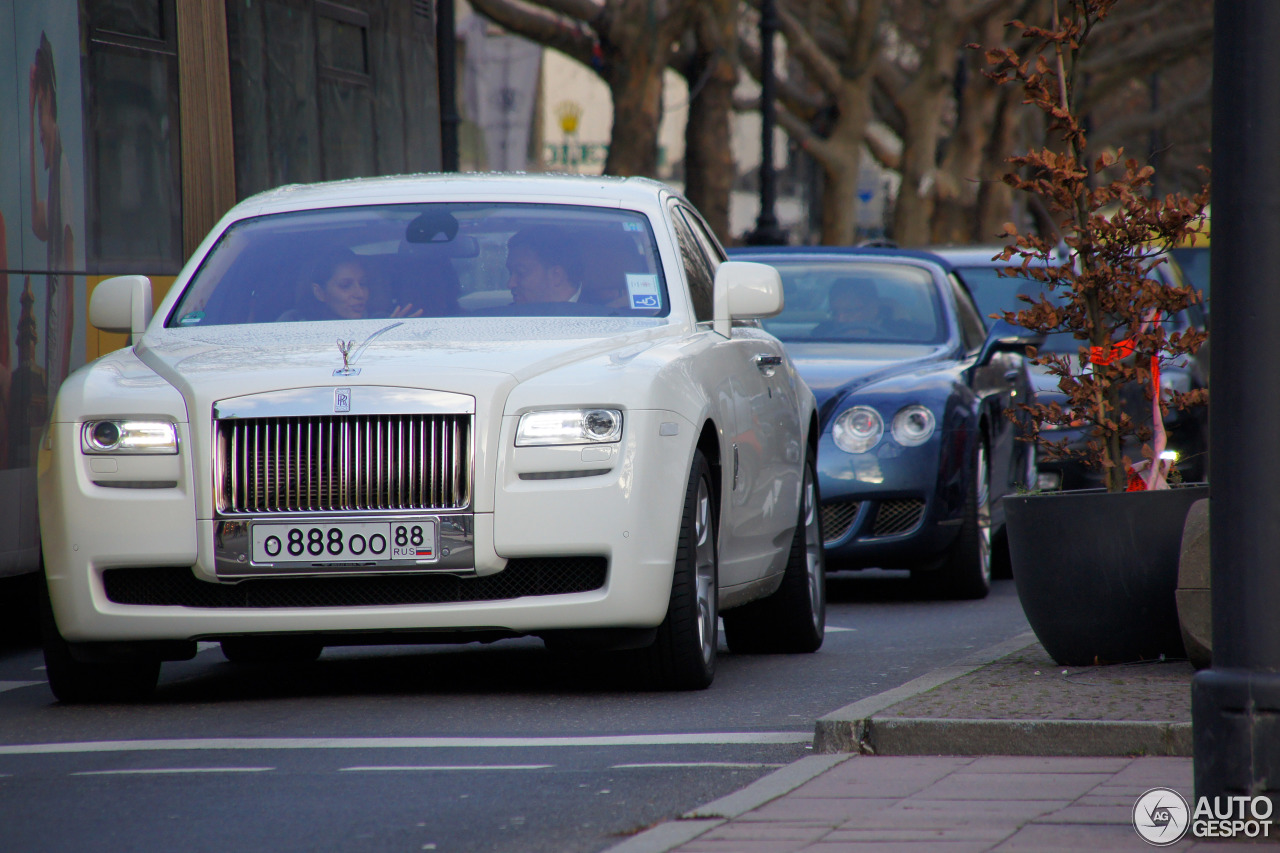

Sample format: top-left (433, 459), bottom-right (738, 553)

top-left (166, 203), bottom-right (669, 327)
top-left (759, 261), bottom-right (947, 344)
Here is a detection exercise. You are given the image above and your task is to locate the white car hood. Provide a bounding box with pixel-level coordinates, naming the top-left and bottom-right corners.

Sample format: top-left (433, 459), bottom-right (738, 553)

top-left (137, 317), bottom-right (676, 411)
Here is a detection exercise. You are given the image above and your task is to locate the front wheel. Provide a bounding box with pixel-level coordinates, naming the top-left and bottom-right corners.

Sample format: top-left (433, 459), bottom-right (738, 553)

top-left (722, 452), bottom-right (826, 653)
top-left (631, 450), bottom-right (718, 690)
top-left (918, 440), bottom-right (993, 600)
top-left (39, 577), bottom-right (159, 703)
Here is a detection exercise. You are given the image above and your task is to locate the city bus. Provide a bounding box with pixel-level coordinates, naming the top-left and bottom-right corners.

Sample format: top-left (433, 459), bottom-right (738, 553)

top-left (0, 0), bottom-right (442, 586)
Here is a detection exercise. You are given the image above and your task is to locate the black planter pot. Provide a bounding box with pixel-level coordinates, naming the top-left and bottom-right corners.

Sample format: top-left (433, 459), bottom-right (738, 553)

top-left (1006, 484), bottom-right (1209, 666)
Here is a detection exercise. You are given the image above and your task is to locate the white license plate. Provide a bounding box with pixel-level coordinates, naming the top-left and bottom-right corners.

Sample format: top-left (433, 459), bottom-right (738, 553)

top-left (250, 519), bottom-right (439, 565)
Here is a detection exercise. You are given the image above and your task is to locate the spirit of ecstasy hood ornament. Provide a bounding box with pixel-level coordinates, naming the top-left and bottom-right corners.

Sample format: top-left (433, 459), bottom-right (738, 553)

top-left (336, 338), bottom-right (356, 373)
top-left (333, 322), bottom-right (402, 377)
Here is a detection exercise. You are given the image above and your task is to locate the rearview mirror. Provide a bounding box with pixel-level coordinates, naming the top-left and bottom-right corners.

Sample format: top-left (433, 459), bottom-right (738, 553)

top-left (978, 318), bottom-right (1042, 366)
top-left (712, 261), bottom-right (784, 337)
top-left (89, 275), bottom-right (153, 344)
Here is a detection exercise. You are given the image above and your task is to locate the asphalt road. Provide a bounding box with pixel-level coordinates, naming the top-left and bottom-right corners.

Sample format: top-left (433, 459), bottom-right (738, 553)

top-left (0, 571), bottom-right (1031, 853)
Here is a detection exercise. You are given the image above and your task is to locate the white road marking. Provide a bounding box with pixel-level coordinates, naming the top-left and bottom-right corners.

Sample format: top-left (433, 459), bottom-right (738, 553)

top-left (196, 642), bottom-right (220, 653)
top-left (0, 732), bottom-right (810, 756)
top-left (71, 767), bottom-right (274, 776)
top-left (0, 681), bottom-right (42, 694)
top-left (612, 762), bottom-right (786, 770)
top-left (825, 626), bottom-right (855, 633)
top-left (340, 765), bottom-right (552, 772)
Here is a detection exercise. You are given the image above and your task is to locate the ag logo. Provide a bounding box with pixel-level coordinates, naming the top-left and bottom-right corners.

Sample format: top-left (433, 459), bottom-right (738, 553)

top-left (1133, 787), bottom-right (1190, 845)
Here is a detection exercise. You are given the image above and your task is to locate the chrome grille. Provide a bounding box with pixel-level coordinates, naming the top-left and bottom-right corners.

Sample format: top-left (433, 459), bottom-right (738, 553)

top-left (216, 414), bottom-right (472, 513)
top-left (821, 501), bottom-right (861, 545)
top-left (872, 499), bottom-right (926, 536)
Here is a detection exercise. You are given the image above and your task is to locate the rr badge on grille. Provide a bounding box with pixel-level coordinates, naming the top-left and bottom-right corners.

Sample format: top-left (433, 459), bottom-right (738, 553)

top-left (335, 388), bottom-right (351, 413)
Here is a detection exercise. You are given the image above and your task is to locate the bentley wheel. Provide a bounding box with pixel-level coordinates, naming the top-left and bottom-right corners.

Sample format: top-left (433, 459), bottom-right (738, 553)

top-left (931, 439), bottom-right (993, 599)
top-left (634, 450), bottom-right (718, 690)
top-left (723, 451), bottom-right (826, 653)
top-left (39, 576), bottom-right (159, 704)
top-left (220, 637), bottom-right (324, 664)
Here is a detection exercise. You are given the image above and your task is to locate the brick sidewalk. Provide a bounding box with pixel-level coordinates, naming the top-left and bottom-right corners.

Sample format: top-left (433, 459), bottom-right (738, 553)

top-left (605, 633), bottom-right (1222, 853)
top-left (658, 754), bottom-right (1227, 852)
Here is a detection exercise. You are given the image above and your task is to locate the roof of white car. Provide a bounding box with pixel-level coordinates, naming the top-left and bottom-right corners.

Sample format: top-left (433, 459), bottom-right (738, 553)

top-left (237, 172), bottom-right (678, 218)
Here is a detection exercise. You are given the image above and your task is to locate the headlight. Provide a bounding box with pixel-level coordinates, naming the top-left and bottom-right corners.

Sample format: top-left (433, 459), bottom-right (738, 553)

top-left (81, 420), bottom-right (178, 454)
top-left (891, 405), bottom-right (936, 446)
top-left (832, 406), bottom-right (883, 454)
top-left (516, 409), bottom-right (623, 446)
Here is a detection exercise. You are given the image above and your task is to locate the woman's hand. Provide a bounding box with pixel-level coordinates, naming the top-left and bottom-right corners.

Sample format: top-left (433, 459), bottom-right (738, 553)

top-left (389, 302), bottom-right (424, 319)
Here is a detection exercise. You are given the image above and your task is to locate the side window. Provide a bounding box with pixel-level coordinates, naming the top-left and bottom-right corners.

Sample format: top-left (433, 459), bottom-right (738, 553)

top-left (670, 207), bottom-right (715, 322)
top-left (86, 0), bottom-right (183, 273)
top-left (949, 274), bottom-right (987, 352)
top-left (679, 207), bottom-right (727, 265)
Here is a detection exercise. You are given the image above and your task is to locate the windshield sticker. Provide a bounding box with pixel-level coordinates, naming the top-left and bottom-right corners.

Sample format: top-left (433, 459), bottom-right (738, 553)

top-left (626, 274), bottom-right (660, 310)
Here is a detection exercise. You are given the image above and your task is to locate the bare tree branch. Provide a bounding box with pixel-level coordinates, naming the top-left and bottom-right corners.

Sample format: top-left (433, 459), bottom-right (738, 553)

top-left (771, 1), bottom-right (845, 97)
top-left (1091, 80), bottom-right (1212, 150)
top-left (468, 0), bottom-right (599, 69)
top-left (739, 38), bottom-right (827, 119)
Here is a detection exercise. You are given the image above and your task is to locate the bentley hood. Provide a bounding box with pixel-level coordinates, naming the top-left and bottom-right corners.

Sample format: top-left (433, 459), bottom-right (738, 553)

top-left (785, 342), bottom-right (951, 412)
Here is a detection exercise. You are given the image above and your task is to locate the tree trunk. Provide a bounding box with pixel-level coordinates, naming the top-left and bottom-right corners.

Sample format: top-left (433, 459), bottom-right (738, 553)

top-left (816, 81), bottom-right (873, 245)
top-left (681, 0), bottom-right (738, 243)
top-left (889, 10), bottom-right (955, 246)
top-left (602, 48), bottom-right (665, 176)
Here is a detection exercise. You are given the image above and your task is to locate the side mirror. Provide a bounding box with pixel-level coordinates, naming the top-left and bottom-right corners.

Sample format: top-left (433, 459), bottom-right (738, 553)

top-left (978, 318), bottom-right (1042, 366)
top-left (89, 275), bottom-right (153, 344)
top-left (712, 261), bottom-right (784, 337)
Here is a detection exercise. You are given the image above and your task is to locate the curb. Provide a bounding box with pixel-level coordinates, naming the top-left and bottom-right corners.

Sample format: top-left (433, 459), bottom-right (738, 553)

top-left (814, 629), bottom-right (1192, 757)
top-left (864, 717), bottom-right (1192, 756)
top-left (601, 754), bottom-right (849, 853)
top-left (813, 630), bottom-right (1038, 753)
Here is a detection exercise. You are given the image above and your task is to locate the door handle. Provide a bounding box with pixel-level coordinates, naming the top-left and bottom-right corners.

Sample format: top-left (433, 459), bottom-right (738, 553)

top-left (755, 354), bottom-right (783, 373)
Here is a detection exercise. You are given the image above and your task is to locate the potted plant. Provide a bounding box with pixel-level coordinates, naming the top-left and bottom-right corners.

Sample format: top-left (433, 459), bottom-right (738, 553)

top-left (981, 0), bottom-right (1210, 665)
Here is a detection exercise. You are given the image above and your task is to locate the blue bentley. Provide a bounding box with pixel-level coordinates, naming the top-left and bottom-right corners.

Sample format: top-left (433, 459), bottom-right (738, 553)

top-left (730, 247), bottom-right (1037, 598)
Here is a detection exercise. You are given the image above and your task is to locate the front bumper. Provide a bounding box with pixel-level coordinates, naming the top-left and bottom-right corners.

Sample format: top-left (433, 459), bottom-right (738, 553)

top-left (815, 431), bottom-right (965, 569)
top-left (39, 409), bottom-right (695, 643)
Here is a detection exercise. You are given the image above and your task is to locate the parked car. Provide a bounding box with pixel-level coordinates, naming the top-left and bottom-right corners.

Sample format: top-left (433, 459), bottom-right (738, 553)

top-left (729, 247), bottom-right (1038, 599)
top-left (38, 174), bottom-right (824, 702)
top-left (938, 246), bottom-right (1209, 488)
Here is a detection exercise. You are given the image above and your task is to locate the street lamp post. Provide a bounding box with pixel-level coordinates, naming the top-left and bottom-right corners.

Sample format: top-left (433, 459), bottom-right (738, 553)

top-left (437, 0), bottom-right (459, 172)
top-left (1193, 0), bottom-right (1280, 815)
top-left (745, 0), bottom-right (788, 246)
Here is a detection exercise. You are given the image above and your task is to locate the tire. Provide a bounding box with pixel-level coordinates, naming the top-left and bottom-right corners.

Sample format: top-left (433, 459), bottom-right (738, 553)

top-left (631, 450), bottom-right (718, 690)
top-left (722, 452), bottom-right (826, 654)
top-left (220, 637), bottom-right (324, 664)
top-left (921, 439), bottom-right (993, 600)
top-left (39, 576), bottom-right (160, 703)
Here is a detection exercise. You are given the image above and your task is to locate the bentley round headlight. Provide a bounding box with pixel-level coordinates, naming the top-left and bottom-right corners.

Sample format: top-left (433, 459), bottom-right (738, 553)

top-left (832, 406), bottom-right (883, 454)
top-left (891, 405), bottom-right (936, 447)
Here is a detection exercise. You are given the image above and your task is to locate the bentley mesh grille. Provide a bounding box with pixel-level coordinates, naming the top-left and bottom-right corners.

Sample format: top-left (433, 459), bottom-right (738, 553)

top-left (102, 558), bottom-right (607, 608)
top-left (820, 501), bottom-right (861, 544)
top-left (216, 414), bottom-right (472, 513)
top-left (872, 499), bottom-right (926, 536)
